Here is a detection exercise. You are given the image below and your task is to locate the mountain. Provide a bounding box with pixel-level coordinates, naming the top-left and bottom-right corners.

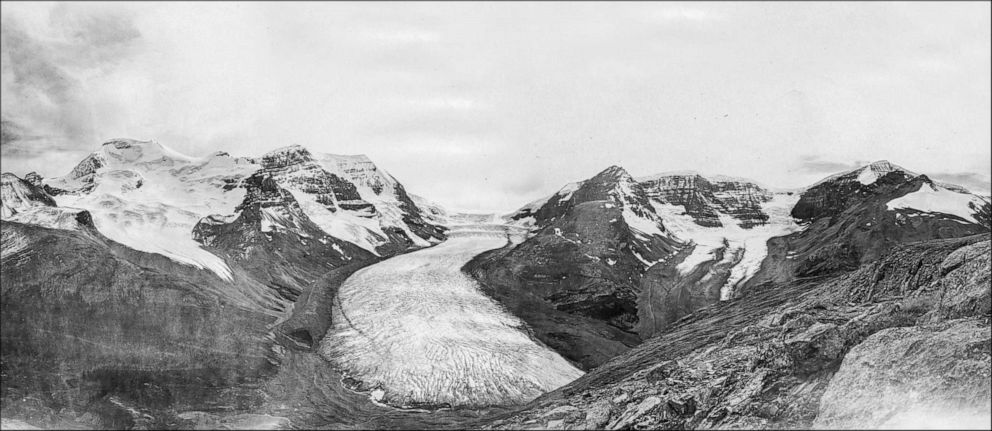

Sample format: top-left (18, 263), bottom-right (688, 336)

top-left (470, 161), bottom-right (989, 368)
top-left (23, 139), bottom-right (444, 279)
top-left (256, 145), bottom-right (445, 256)
top-left (4, 149), bottom-right (990, 429)
top-left (469, 166), bottom-right (682, 368)
top-left (0, 139), bottom-right (449, 428)
top-left (1, 173), bottom-right (93, 230)
top-left (481, 233), bottom-right (991, 430)
top-left (192, 171), bottom-right (377, 305)
top-left (742, 161), bottom-right (989, 294)
top-left (476, 160), bottom-right (990, 429)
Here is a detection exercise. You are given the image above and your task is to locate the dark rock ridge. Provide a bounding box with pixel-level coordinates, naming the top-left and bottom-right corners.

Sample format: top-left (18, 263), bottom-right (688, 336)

top-left (638, 173), bottom-right (773, 228)
top-left (478, 234), bottom-right (991, 430)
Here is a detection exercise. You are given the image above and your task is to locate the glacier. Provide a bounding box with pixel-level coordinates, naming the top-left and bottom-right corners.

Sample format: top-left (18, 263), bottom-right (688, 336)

top-left (321, 222), bottom-right (584, 408)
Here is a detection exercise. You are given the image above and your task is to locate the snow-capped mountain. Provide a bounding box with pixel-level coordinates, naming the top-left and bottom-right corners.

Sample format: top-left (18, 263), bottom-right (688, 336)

top-left (14, 139), bottom-right (446, 280)
top-left (1, 173), bottom-right (92, 231)
top-left (743, 161), bottom-right (989, 295)
top-left (257, 145), bottom-right (445, 256)
top-left (635, 172), bottom-right (802, 301)
top-left (2, 173), bottom-right (57, 218)
top-left (470, 166), bottom-right (682, 367)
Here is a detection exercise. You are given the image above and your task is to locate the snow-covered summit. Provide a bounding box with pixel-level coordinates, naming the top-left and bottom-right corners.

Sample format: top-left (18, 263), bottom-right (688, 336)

top-left (21, 139), bottom-right (440, 279)
top-left (810, 160), bottom-right (916, 188)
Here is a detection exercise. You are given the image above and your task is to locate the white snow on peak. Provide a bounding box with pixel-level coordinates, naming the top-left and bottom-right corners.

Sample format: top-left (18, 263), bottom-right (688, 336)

top-left (314, 152), bottom-right (435, 248)
top-left (44, 142), bottom-right (258, 281)
top-left (5, 207), bottom-right (90, 231)
top-left (886, 183), bottom-right (987, 224)
top-left (811, 160), bottom-right (916, 188)
top-left (1, 173), bottom-right (52, 219)
top-left (98, 139), bottom-right (198, 166)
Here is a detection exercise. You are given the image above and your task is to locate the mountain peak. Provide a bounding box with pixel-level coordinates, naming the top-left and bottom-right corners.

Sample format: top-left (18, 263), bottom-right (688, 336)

top-left (592, 165), bottom-right (633, 182)
top-left (261, 145), bottom-right (315, 169)
top-left (95, 138), bottom-right (196, 166)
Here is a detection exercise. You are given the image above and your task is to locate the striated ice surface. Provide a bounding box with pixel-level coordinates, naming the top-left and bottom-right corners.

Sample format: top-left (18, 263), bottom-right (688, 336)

top-left (321, 223), bottom-right (583, 407)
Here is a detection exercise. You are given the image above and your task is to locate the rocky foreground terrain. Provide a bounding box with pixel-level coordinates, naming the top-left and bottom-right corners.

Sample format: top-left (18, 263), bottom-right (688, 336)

top-left (477, 234), bottom-right (990, 430)
top-left (2, 140), bottom-right (990, 430)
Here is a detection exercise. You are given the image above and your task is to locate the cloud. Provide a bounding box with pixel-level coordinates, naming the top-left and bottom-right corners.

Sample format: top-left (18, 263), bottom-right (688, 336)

top-left (0, 3), bottom-right (142, 172)
top-left (930, 172), bottom-right (992, 194)
top-left (796, 155), bottom-right (861, 174)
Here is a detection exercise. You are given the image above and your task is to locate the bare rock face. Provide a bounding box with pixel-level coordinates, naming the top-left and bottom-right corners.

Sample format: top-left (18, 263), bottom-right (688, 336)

top-left (813, 318), bottom-right (991, 430)
top-left (638, 173), bottom-right (774, 228)
top-left (259, 145), bottom-right (372, 214)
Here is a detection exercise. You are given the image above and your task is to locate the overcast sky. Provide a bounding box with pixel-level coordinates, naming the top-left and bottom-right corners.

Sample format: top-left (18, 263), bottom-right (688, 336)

top-left (2, 2), bottom-right (990, 211)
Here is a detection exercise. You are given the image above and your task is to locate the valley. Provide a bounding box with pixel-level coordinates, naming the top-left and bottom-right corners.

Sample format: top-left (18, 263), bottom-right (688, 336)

top-left (1, 140), bottom-right (989, 430)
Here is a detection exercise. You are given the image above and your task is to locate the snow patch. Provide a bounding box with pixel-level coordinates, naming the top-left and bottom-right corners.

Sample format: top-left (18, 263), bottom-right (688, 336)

top-left (886, 183), bottom-right (987, 224)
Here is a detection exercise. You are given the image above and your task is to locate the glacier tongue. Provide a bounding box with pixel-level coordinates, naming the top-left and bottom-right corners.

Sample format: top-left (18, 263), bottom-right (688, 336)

top-left (653, 192), bottom-right (802, 300)
top-left (321, 222), bottom-right (583, 408)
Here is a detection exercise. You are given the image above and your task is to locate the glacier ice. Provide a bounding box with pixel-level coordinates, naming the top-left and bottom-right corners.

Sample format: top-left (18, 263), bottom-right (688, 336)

top-left (321, 223), bottom-right (583, 407)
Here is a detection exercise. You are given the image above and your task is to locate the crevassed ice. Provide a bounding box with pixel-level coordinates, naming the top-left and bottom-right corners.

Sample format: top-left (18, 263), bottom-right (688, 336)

top-left (321, 223), bottom-right (583, 407)
top-left (651, 192), bottom-right (802, 300)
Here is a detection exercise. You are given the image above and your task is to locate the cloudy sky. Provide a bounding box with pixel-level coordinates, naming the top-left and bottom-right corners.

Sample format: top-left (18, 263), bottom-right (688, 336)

top-left (2, 2), bottom-right (990, 211)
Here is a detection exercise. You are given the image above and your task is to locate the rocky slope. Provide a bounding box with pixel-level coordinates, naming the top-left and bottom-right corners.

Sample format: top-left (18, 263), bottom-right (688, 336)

top-left (1, 220), bottom-right (281, 430)
top-left (479, 234), bottom-right (991, 430)
top-left (469, 166), bottom-right (682, 368)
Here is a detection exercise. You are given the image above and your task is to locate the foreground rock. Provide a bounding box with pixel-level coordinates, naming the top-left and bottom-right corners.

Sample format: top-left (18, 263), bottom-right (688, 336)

top-left (814, 318), bottom-right (991, 429)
